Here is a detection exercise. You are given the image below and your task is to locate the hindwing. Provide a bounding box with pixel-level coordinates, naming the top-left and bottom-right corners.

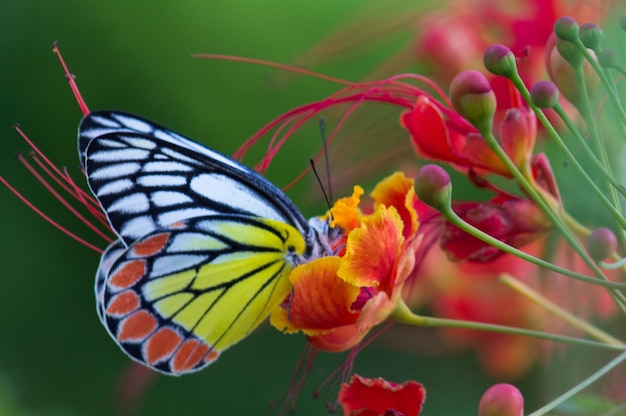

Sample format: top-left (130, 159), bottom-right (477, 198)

top-left (100, 215), bottom-right (304, 375)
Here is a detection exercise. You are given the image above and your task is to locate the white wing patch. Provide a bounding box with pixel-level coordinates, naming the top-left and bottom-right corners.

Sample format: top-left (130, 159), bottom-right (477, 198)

top-left (108, 193), bottom-right (151, 213)
top-left (80, 111), bottom-right (311, 246)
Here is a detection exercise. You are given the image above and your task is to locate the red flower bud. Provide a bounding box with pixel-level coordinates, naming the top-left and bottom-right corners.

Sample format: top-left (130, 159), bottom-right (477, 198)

top-left (479, 384), bottom-right (524, 416)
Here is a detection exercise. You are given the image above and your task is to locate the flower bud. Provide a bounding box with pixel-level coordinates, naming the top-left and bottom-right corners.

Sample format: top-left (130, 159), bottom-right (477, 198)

top-left (554, 16), bottom-right (579, 41)
top-left (499, 108), bottom-right (535, 168)
top-left (598, 49), bottom-right (615, 68)
top-left (579, 23), bottom-right (603, 52)
top-left (556, 38), bottom-right (583, 69)
top-left (414, 164), bottom-right (451, 211)
top-left (545, 33), bottom-right (598, 106)
top-left (479, 384), bottom-right (524, 416)
top-left (483, 44), bottom-right (517, 78)
top-left (530, 81), bottom-right (559, 108)
top-left (449, 70), bottom-right (496, 133)
top-left (586, 227), bottom-right (617, 261)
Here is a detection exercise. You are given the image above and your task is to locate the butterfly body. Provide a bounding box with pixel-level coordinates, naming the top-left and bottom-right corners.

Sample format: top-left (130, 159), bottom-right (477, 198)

top-left (82, 111), bottom-right (338, 375)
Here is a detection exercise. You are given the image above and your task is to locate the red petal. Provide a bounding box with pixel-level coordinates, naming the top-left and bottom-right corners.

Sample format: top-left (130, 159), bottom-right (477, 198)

top-left (339, 374), bottom-right (426, 416)
top-left (401, 96), bottom-right (463, 165)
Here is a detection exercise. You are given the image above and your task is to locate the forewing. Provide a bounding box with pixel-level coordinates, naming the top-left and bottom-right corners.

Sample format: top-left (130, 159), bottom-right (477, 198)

top-left (100, 215), bottom-right (304, 375)
top-left (80, 111), bottom-right (310, 246)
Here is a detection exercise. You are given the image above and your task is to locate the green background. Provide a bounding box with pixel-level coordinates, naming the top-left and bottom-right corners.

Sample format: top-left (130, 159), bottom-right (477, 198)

top-left (1, 1), bottom-right (621, 415)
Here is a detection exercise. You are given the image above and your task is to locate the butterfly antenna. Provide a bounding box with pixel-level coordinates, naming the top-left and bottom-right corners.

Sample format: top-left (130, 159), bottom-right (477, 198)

top-left (309, 159), bottom-right (332, 212)
top-left (318, 118), bottom-right (333, 203)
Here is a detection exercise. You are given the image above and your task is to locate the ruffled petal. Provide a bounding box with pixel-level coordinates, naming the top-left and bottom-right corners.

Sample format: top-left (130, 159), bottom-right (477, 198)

top-left (270, 257), bottom-right (360, 335)
top-left (339, 375), bottom-right (426, 416)
top-left (370, 172), bottom-right (420, 238)
top-left (338, 205), bottom-right (404, 295)
top-left (329, 185), bottom-right (364, 233)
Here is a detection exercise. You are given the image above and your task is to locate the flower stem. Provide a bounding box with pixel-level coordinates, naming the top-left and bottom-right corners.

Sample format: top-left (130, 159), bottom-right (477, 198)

top-left (549, 103), bottom-right (626, 224)
top-left (571, 36), bottom-right (626, 126)
top-left (499, 274), bottom-right (625, 347)
top-left (440, 204), bottom-right (626, 289)
top-left (390, 299), bottom-right (625, 351)
top-left (527, 349), bottom-right (626, 416)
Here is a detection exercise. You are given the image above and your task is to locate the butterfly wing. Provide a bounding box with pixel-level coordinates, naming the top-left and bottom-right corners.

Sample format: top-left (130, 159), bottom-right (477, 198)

top-left (101, 215), bottom-right (303, 375)
top-left (80, 111), bottom-right (311, 246)
top-left (80, 111), bottom-right (321, 374)
top-left (95, 240), bottom-right (126, 323)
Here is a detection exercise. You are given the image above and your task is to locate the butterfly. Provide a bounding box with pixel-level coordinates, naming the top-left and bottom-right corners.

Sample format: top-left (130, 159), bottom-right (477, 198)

top-left (80, 111), bottom-right (340, 375)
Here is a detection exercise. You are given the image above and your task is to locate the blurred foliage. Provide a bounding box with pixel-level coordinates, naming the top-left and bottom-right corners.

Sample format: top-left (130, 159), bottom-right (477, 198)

top-left (1, 1), bottom-right (623, 415)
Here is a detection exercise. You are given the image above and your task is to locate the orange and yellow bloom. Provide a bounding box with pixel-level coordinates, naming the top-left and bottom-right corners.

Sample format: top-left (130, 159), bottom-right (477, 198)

top-left (271, 172), bottom-right (424, 351)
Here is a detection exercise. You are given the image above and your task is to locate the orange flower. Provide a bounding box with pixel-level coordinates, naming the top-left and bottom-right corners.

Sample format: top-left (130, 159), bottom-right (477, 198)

top-left (270, 172), bottom-right (423, 351)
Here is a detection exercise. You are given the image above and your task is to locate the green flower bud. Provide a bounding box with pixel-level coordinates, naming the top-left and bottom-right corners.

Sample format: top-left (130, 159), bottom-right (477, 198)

top-left (449, 70), bottom-right (496, 133)
top-left (556, 38), bottom-right (583, 69)
top-left (586, 228), bottom-right (617, 261)
top-left (579, 22), bottom-right (603, 51)
top-left (414, 164), bottom-right (452, 211)
top-left (483, 44), bottom-right (517, 78)
top-left (554, 16), bottom-right (579, 41)
top-left (530, 81), bottom-right (559, 108)
top-left (598, 49), bottom-right (615, 68)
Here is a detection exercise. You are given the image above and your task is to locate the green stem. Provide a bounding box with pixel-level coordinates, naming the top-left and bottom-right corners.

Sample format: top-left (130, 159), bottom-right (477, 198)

top-left (500, 274), bottom-right (625, 347)
top-left (552, 104), bottom-right (626, 211)
top-left (390, 299), bottom-right (625, 351)
top-left (527, 349), bottom-right (626, 416)
top-left (504, 73), bottom-right (620, 277)
top-left (572, 60), bottom-right (626, 232)
top-left (440, 205), bottom-right (626, 289)
top-left (571, 37), bottom-right (626, 126)
top-left (490, 71), bottom-right (626, 311)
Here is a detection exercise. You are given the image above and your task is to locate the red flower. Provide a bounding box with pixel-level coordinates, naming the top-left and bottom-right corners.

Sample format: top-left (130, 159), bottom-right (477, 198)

top-left (442, 196), bottom-right (551, 262)
top-left (338, 374), bottom-right (426, 416)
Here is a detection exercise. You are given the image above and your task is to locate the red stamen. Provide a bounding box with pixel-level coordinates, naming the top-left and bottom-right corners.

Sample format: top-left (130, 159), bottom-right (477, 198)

top-left (230, 72), bottom-right (453, 190)
top-left (313, 323), bottom-right (392, 408)
top-left (17, 154), bottom-right (114, 244)
top-left (51, 41), bottom-right (90, 115)
top-left (62, 166), bottom-right (110, 226)
top-left (274, 343), bottom-right (318, 415)
top-left (0, 176), bottom-right (103, 253)
top-left (13, 124), bottom-right (74, 189)
top-left (192, 54), bottom-right (354, 87)
top-left (30, 154), bottom-right (98, 211)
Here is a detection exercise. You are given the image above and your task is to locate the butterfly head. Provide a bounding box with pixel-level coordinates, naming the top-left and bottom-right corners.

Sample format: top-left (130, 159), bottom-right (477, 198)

top-left (305, 216), bottom-right (345, 260)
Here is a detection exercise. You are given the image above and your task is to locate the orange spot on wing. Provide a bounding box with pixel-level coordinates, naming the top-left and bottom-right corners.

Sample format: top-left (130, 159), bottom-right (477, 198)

top-left (204, 349), bottom-right (220, 364)
top-left (144, 327), bottom-right (183, 365)
top-left (171, 339), bottom-right (212, 373)
top-left (106, 291), bottom-right (140, 317)
top-left (133, 232), bottom-right (170, 257)
top-left (109, 260), bottom-right (146, 289)
top-left (170, 221), bottom-right (186, 229)
top-left (117, 310), bottom-right (158, 342)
